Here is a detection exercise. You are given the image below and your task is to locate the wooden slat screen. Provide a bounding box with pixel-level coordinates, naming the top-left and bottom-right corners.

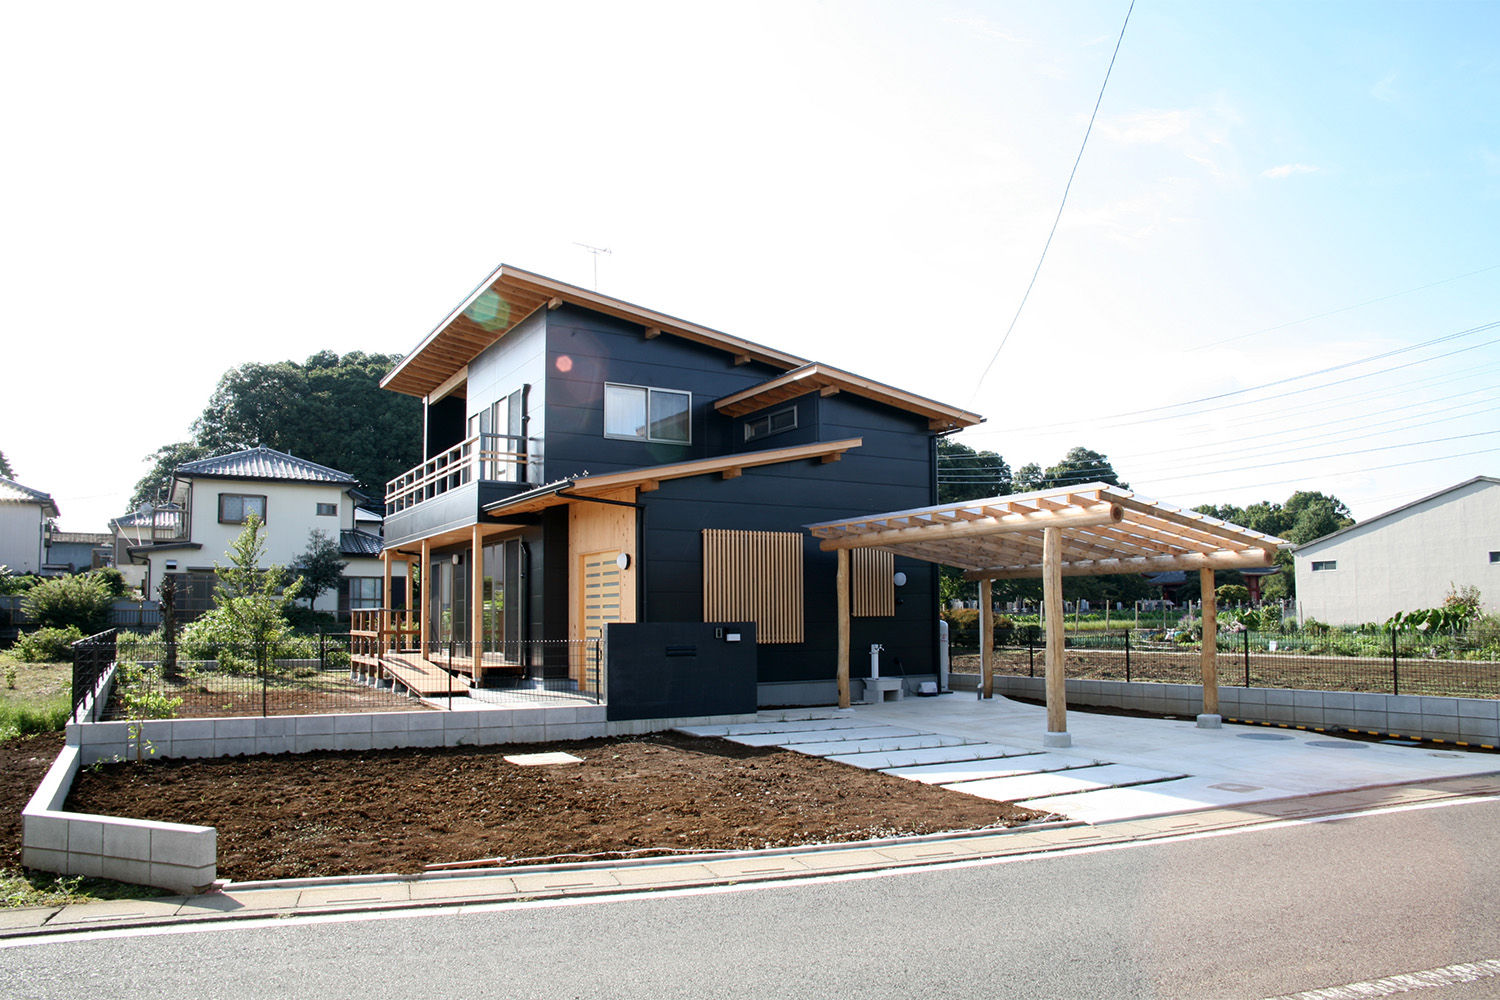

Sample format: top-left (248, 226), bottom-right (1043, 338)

top-left (852, 548), bottom-right (895, 617)
top-left (702, 529), bottom-right (804, 644)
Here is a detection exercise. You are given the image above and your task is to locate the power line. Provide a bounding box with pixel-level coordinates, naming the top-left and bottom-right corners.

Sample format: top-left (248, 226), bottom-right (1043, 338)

top-left (1186, 262), bottom-right (1500, 352)
top-left (970, 0), bottom-right (1135, 402)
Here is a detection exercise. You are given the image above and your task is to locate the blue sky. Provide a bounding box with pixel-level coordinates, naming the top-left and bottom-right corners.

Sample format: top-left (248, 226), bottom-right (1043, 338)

top-left (3, 1), bottom-right (1497, 532)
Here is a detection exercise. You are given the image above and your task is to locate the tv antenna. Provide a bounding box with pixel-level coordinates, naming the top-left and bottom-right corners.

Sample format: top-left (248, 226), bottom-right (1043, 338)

top-left (573, 242), bottom-right (612, 290)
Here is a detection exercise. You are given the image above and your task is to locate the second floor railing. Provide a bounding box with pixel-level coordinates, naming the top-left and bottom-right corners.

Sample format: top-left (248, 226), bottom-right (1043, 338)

top-left (386, 433), bottom-right (544, 514)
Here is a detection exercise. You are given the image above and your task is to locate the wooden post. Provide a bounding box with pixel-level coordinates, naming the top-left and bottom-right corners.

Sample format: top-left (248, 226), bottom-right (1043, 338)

top-left (380, 550), bottom-right (393, 653)
top-left (836, 549), bottom-right (850, 709)
top-left (1043, 526), bottom-right (1068, 741)
top-left (979, 578), bottom-right (994, 700)
top-left (1200, 568), bottom-right (1219, 721)
top-left (418, 538), bottom-right (430, 658)
top-left (471, 525), bottom-right (484, 681)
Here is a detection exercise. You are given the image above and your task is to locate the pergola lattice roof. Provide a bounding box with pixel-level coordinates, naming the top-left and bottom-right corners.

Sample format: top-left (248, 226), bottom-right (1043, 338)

top-left (807, 483), bottom-right (1285, 578)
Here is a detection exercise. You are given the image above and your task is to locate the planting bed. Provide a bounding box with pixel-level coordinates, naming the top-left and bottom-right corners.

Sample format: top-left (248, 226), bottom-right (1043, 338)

top-left (102, 673), bottom-right (429, 720)
top-left (2, 731), bottom-right (65, 871)
top-left (63, 733), bottom-right (1044, 881)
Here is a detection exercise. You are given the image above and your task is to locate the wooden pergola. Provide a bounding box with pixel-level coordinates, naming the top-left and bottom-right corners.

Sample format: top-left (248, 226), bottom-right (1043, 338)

top-left (807, 483), bottom-right (1287, 745)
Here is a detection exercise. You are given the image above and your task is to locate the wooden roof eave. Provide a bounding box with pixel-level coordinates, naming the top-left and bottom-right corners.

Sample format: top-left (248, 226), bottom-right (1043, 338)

top-left (714, 362), bottom-right (983, 431)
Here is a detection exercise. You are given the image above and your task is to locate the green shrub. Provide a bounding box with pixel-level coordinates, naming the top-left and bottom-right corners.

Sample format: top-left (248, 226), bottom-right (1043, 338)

top-left (88, 567), bottom-right (131, 599)
top-left (15, 625), bottom-right (85, 663)
top-left (0, 566), bottom-right (42, 595)
top-left (0, 698), bottom-right (71, 740)
top-left (1215, 584), bottom-right (1250, 605)
top-left (22, 575), bottom-right (113, 634)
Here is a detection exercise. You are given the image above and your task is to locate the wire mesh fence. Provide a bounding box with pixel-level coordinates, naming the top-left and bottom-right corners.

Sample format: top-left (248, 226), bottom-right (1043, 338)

top-left (429, 638), bottom-right (606, 707)
top-left (952, 625), bottom-right (1500, 699)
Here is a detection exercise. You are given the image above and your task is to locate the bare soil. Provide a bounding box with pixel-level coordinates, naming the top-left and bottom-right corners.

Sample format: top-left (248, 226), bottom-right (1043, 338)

top-left (103, 675), bottom-right (428, 720)
top-left (1, 731), bottom-right (65, 871)
top-left (63, 734), bottom-right (1046, 881)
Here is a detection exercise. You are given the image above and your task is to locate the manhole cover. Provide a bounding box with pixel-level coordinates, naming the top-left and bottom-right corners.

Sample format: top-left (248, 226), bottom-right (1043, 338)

top-left (1307, 740), bottom-right (1367, 750)
top-left (1238, 732), bottom-right (1294, 741)
top-left (504, 752), bottom-right (584, 766)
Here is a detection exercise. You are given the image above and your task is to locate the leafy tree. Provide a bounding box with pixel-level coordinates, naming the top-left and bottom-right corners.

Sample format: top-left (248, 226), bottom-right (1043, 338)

top-left (22, 574), bottom-right (114, 634)
top-left (0, 450), bottom-right (13, 479)
top-left (130, 441), bottom-right (212, 507)
top-left (1012, 462), bottom-right (1045, 492)
top-left (294, 529), bottom-right (347, 608)
top-left (1281, 491), bottom-right (1353, 544)
top-left (1042, 446), bottom-right (1124, 489)
top-left (937, 438), bottom-right (1011, 505)
top-left (130, 351), bottom-right (421, 505)
top-left (1193, 489), bottom-right (1354, 601)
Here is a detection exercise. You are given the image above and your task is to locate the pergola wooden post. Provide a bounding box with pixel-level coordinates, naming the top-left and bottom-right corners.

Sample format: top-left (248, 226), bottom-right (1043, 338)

top-left (471, 525), bottom-right (484, 681)
top-left (979, 578), bottom-right (994, 699)
top-left (836, 549), bottom-right (851, 709)
top-left (1042, 526), bottom-right (1070, 746)
top-left (1199, 568), bottom-right (1221, 727)
top-left (418, 538), bottom-right (430, 657)
top-left (380, 550), bottom-right (393, 653)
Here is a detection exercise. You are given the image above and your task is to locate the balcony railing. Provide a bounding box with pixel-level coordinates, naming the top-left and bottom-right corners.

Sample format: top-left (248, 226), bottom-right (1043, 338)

top-left (386, 433), bottom-right (543, 514)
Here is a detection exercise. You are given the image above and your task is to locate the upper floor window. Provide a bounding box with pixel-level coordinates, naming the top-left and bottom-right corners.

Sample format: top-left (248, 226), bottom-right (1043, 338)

top-left (745, 405), bottom-right (797, 442)
top-left (315, 502), bottom-right (338, 517)
top-left (1490, 551), bottom-right (1499, 563)
top-left (219, 493), bottom-right (267, 525)
top-left (1311, 560), bottom-right (1337, 571)
top-left (605, 383), bottom-right (691, 444)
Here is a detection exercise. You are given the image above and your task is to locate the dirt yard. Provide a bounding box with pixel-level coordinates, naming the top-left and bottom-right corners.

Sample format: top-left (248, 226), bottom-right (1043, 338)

top-left (1, 731), bottom-right (65, 872)
top-left (62, 734), bottom-right (1046, 881)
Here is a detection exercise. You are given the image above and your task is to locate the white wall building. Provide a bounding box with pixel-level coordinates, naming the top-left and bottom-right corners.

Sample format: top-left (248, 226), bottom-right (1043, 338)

top-left (1294, 476), bottom-right (1500, 625)
top-left (111, 447), bottom-right (404, 618)
top-left (0, 476), bottom-right (58, 575)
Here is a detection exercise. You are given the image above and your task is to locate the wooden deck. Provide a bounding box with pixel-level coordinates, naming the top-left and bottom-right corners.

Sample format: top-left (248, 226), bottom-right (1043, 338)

top-left (351, 650), bottom-right (532, 697)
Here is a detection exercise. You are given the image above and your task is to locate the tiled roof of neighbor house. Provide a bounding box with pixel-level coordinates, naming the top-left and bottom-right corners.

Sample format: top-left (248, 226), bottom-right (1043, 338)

top-left (0, 476), bottom-right (59, 516)
top-left (339, 529), bottom-right (384, 557)
top-left (49, 531), bottom-right (112, 545)
top-left (176, 447), bottom-right (357, 485)
top-left (110, 503), bottom-right (185, 530)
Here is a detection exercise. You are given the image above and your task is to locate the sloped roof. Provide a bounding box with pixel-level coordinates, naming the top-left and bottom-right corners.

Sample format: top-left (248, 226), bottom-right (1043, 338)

top-left (339, 529), bottom-right (384, 557)
top-left (1295, 475), bottom-right (1500, 553)
top-left (176, 447), bottom-right (357, 485)
top-left (714, 362), bottom-right (982, 432)
top-left (110, 502), bottom-right (184, 530)
top-left (0, 476), bottom-right (59, 517)
top-left (807, 483), bottom-right (1286, 579)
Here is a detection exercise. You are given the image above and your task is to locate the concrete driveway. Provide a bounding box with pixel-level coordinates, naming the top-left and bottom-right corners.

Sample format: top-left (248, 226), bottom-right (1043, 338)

top-left (680, 694), bottom-right (1500, 824)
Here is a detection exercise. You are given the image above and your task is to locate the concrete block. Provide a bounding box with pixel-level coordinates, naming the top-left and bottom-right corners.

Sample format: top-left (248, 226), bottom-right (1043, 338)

top-left (151, 863), bottom-right (216, 894)
top-left (401, 728), bottom-right (446, 748)
top-left (213, 717), bottom-right (258, 739)
top-left (577, 706), bottom-right (607, 724)
top-left (217, 738), bottom-right (258, 758)
top-left (444, 710), bottom-right (482, 730)
top-left (443, 727), bottom-right (480, 747)
top-left (1322, 692), bottom-right (1354, 711)
top-left (1292, 706), bottom-right (1324, 726)
top-left (505, 725), bottom-right (545, 744)
top-left (100, 856), bottom-right (152, 887)
top-left (1387, 695), bottom-right (1423, 714)
top-left (1459, 717), bottom-right (1499, 741)
top-left (1458, 699), bottom-right (1500, 720)
top-left (1351, 709), bottom-right (1387, 729)
top-left (65, 851), bottom-right (104, 878)
top-left (370, 732), bottom-right (409, 749)
top-left (294, 715), bottom-right (339, 736)
top-left (151, 826), bottom-right (215, 868)
top-left (1387, 712), bottom-right (1425, 735)
top-left (293, 734), bottom-right (340, 753)
top-left (22, 846), bottom-right (67, 873)
top-left (102, 822), bottom-right (152, 861)
top-left (67, 819), bottom-right (105, 856)
top-left (332, 714), bottom-right (373, 735)
top-left (1353, 693), bottom-right (1389, 711)
top-left (1236, 688), bottom-right (1267, 708)
top-left (543, 706), bottom-right (580, 726)
top-left (1293, 690), bottom-right (1323, 708)
top-left (1420, 697), bottom-right (1461, 718)
top-left (1265, 689), bottom-right (1295, 706)
top-left (171, 719), bottom-right (216, 741)
top-left (403, 711), bottom-right (446, 731)
top-left (254, 736), bottom-right (296, 756)
top-left (370, 713), bottom-right (414, 733)
top-left (1261, 702), bottom-right (1296, 724)
top-left (255, 716), bottom-right (296, 736)
top-left (545, 723), bottom-right (599, 741)
top-left (1075, 680), bottom-right (1101, 695)
top-left (169, 739), bottom-right (217, 760)
top-left (24, 815), bottom-right (70, 852)
top-left (1423, 726), bottom-right (1463, 743)
top-left (332, 733), bottom-right (373, 751)
top-left (80, 721), bottom-right (130, 745)
top-left (136, 720), bottom-right (175, 745)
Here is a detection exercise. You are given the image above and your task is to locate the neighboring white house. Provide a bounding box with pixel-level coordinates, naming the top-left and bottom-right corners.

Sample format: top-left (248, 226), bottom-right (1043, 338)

top-left (110, 447), bottom-right (404, 619)
top-left (0, 476), bottom-right (59, 575)
top-left (1294, 476), bottom-right (1500, 625)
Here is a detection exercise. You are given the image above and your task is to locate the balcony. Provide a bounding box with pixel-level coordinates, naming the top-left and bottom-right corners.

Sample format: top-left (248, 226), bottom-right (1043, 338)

top-left (383, 434), bottom-right (544, 544)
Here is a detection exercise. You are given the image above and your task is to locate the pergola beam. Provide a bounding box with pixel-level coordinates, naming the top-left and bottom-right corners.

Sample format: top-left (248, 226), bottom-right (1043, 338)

top-left (818, 503), bottom-right (1123, 551)
top-left (966, 547), bottom-right (1276, 580)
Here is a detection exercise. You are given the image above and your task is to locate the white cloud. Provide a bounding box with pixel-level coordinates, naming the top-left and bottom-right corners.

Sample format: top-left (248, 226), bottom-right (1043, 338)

top-left (1262, 163), bottom-right (1321, 179)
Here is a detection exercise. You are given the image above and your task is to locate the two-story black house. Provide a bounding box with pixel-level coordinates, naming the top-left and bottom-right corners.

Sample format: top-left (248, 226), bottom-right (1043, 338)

top-left (374, 265), bottom-right (982, 706)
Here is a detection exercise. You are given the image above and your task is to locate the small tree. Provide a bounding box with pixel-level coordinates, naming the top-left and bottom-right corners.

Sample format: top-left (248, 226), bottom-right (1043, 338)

top-left (294, 530), bottom-right (347, 609)
top-left (181, 514), bottom-right (302, 671)
top-left (159, 573), bottom-right (179, 678)
top-left (1215, 584), bottom-right (1250, 606)
top-left (22, 574), bottom-right (113, 634)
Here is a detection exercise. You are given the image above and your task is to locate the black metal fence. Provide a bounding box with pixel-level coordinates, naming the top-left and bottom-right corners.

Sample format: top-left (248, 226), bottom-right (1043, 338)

top-left (392, 638), bottom-right (606, 707)
top-left (71, 629), bottom-right (118, 722)
top-left (955, 626), bottom-right (1500, 699)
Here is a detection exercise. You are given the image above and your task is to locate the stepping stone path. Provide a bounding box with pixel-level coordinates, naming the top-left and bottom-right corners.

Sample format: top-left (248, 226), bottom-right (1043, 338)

top-left (677, 716), bottom-right (1187, 815)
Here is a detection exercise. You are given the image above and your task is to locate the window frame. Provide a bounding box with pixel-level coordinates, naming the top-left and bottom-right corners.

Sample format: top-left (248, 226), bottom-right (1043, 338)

top-left (1311, 560), bottom-right (1337, 571)
top-left (744, 405), bottom-right (798, 443)
top-left (218, 493), bottom-right (268, 525)
top-left (604, 382), bottom-right (693, 445)
top-left (315, 502), bottom-right (338, 517)
top-left (348, 577), bottom-right (383, 610)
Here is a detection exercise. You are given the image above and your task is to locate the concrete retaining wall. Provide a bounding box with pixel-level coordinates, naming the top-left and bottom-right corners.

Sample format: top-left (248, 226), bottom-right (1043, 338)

top-left (22, 744), bottom-right (217, 893)
top-left (955, 673), bottom-right (1500, 746)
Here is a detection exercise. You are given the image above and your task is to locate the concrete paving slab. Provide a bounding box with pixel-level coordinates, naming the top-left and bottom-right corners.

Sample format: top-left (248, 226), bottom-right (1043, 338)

top-left (47, 896), bottom-right (190, 926)
top-left (610, 864), bottom-right (720, 887)
top-left (188, 887), bottom-right (305, 913)
top-left (296, 883), bottom-right (412, 908)
top-left (881, 754), bottom-right (1060, 784)
top-left (831, 742), bottom-right (1037, 770)
top-left (1015, 775), bottom-right (1309, 824)
top-left (942, 764), bottom-right (1185, 803)
top-left (676, 718), bottom-right (872, 737)
top-left (702, 856), bottom-right (813, 878)
top-left (788, 733), bottom-right (971, 756)
top-left (0, 907), bottom-right (60, 931)
top-left (889, 751), bottom-right (1097, 784)
top-left (727, 726), bottom-right (922, 747)
top-left (510, 870), bottom-right (623, 894)
top-left (408, 876), bottom-right (519, 900)
top-left (873, 841), bottom-right (982, 863)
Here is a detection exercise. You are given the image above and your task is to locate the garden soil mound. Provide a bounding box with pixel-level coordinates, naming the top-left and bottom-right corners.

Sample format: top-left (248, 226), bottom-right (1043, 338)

top-left (64, 733), bottom-right (1045, 881)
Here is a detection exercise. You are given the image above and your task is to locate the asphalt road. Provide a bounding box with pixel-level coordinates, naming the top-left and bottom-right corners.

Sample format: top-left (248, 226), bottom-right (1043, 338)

top-left (7, 796), bottom-right (1500, 1000)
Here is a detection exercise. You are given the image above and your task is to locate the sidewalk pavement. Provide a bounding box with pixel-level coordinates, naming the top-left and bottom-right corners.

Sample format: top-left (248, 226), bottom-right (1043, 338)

top-left (6, 698), bottom-right (1499, 940)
